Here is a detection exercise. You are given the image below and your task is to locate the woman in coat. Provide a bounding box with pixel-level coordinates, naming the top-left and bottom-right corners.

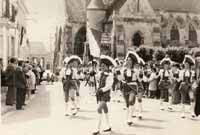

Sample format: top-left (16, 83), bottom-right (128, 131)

top-left (5, 58), bottom-right (17, 106)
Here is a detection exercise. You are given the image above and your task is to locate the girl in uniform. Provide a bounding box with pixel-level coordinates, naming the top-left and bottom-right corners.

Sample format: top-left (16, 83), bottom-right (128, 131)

top-left (179, 55), bottom-right (195, 118)
top-left (158, 57), bottom-right (173, 111)
top-left (122, 51), bottom-right (140, 125)
top-left (62, 56), bottom-right (83, 116)
top-left (61, 63), bottom-right (73, 116)
top-left (93, 55), bottom-right (116, 135)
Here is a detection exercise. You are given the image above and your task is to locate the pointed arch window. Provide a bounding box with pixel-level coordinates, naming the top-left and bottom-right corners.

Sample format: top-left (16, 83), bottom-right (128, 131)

top-left (170, 23), bottom-right (179, 41)
top-left (189, 24), bottom-right (197, 42)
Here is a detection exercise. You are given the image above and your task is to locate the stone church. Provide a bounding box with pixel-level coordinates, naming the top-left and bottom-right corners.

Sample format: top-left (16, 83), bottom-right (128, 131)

top-left (62, 0), bottom-right (200, 60)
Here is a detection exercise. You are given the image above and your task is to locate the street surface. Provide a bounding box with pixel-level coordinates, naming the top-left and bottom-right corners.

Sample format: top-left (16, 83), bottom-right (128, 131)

top-left (1, 82), bottom-right (200, 135)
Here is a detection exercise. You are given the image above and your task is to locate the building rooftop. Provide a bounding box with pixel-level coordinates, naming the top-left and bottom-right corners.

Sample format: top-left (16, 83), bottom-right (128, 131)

top-left (149, 0), bottom-right (200, 13)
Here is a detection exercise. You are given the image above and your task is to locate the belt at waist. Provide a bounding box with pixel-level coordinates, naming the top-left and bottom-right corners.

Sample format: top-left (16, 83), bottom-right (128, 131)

top-left (122, 80), bottom-right (137, 85)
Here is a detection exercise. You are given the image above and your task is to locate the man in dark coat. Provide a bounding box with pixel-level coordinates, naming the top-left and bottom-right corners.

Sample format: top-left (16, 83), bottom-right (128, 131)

top-left (15, 60), bottom-right (27, 110)
top-left (5, 58), bottom-right (17, 106)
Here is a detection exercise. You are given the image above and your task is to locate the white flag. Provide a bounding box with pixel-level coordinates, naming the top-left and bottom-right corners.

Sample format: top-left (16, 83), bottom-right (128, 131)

top-left (87, 27), bottom-right (101, 58)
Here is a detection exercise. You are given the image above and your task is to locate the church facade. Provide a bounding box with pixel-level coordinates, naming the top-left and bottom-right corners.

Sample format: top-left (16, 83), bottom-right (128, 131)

top-left (63, 0), bottom-right (200, 61)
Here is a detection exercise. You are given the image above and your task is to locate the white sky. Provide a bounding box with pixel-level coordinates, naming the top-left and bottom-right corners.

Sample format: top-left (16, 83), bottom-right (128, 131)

top-left (25, 0), bottom-right (66, 52)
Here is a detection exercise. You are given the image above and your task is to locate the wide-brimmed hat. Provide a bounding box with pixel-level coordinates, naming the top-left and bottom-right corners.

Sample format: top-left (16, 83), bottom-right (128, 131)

top-left (64, 55), bottom-right (83, 65)
top-left (160, 57), bottom-right (172, 65)
top-left (100, 55), bottom-right (117, 67)
top-left (139, 57), bottom-right (145, 66)
top-left (183, 55), bottom-right (195, 66)
top-left (125, 51), bottom-right (140, 64)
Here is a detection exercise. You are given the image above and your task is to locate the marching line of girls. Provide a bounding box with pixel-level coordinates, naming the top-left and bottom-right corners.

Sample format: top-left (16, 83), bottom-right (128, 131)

top-left (60, 52), bottom-right (200, 135)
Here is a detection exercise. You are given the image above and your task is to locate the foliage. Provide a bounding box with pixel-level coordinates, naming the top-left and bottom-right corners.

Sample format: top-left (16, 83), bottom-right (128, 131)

top-left (166, 48), bottom-right (189, 63)
top-left (136, 46), bottom-right (189, 63)
top-left (136, 47), bottom-right (154, 62)
top-left (154, 49), bottom-right (166, 61)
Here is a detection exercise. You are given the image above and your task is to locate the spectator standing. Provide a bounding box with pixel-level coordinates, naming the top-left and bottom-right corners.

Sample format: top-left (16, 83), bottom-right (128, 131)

top-left (32, 64), bottom-right (39, 93)
top-left (15, 60), bottom-right (27, 110)
top-left (27, 65), bottom-right (36, 97)
top-left (5, 58), bottom-right (17, 106)
top-left (148, 67), bottom-right (158, 98)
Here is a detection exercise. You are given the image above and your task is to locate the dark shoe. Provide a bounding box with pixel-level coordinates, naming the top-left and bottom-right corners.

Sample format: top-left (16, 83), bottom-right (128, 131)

top-left (65, 114), bottom-right (70, 116)
top-left (127, 122), bottom-right (133, 126)
top-left (6, 104), bottom-right (13, 106)
top-left (132, 115), bottom-right (136, 118)
top-left (92, 131), bottom-right (100, 135)
top-left (72, 111), bottom-right (78, 116)
top-left (103, 128), bottom-right (112, 132)
top-left (16, 108), bottom-right (24, 110)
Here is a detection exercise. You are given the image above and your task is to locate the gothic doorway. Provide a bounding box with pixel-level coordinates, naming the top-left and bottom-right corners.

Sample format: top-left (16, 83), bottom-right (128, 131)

top-left (74, 26), bottom-right (86, 58)
top-left (132, 31), bottom-right (143, 47)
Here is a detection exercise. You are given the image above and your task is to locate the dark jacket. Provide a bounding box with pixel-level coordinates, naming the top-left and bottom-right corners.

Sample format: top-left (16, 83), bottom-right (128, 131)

top-left (15, 66), bottom-right (27, 89)
top-left (4, 63), bottom-right (16, 86)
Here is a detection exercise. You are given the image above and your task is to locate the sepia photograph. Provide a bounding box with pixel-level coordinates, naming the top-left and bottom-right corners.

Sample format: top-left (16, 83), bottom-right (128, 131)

top-left (0, 0), bottom-right (200, 135)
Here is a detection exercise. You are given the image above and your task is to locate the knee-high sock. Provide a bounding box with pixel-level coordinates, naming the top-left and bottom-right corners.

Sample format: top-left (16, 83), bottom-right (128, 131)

top-left (72, 100), bottom-right (77, 109)
top-left (97, 114), bottom-right (102, 131)
top-left (190, 102), bottom-right (195, 114)
top-left (76, 96), bottom-right (80, 108)
top-left (138, 102), bottom-right (142, 114)
top-left (128, 105), bottom-right (134, 122)
top-left (160, 99), bottom-right (164, 106)
top-left (181, 104), bottom-right (185, 114)
top-left (169, 96), bottom-right (173, 106)
top-left (126, 107), bottom-right (129, 122)
top-left (105, 113), bottom-right (111, 129)
top-left (65, 102), bottom-right (69, 113)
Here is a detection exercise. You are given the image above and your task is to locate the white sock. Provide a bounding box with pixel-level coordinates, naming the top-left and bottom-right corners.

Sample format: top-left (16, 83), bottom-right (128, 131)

top-left (105, 113), bottom-right (111, 129)
top-left (181, 104), bottom-right (185, 115)
top-left (138, 102), bottom-right (142, 115)
top-left (169, 96), bottom-right (173, 107)
top-left (65, 102), bottom-right (69, 114)
top-left (128, 106), bottom-right (134, 122)
top-left (97, 114), bottom-right (102, 131)
top-left (190, 102), bottom-right (195, 115)
top-left (126, 108), bottom-right (129, 122)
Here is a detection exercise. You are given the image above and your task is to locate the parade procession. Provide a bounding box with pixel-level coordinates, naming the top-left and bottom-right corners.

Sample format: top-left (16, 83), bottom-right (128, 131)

top-left (1, 0), bottom-right (200, 135)
top-left (59, 46), bottom-right (200, 135)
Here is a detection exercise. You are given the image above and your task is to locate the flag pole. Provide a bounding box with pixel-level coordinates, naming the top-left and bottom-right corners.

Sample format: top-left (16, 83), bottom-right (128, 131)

top-left (112, 10), bottom-right (117, 59)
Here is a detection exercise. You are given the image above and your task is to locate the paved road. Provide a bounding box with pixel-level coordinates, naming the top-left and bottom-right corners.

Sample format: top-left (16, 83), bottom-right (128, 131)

top-left (1, 82), bottom-right (200, 135)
